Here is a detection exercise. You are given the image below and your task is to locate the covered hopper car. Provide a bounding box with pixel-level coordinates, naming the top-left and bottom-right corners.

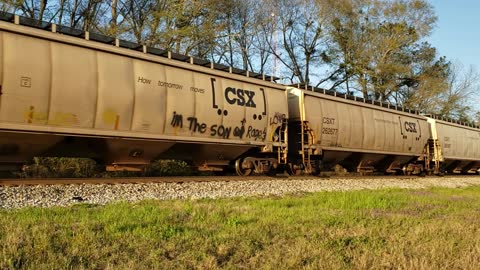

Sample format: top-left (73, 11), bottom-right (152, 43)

top-left (0, 13), bottom-right (479, 176)
top-left (0, 13), bottom-right (288, 174)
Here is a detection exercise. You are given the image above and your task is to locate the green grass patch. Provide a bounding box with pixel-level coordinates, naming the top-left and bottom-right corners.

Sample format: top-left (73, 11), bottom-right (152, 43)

top-left (2, 187), bottom-right (480, 269)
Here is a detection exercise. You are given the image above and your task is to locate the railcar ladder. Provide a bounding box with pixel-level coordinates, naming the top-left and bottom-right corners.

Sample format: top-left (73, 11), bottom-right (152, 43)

top-left (425, 139), bottom-right (442, 174)
top-left (299, 121), bottom-right (316, 173)
top-left (277, 118), bottom-right (288, 165)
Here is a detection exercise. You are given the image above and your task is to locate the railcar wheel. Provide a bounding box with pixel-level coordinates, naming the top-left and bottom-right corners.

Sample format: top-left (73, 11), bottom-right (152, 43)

top-left (266, 166), bottom-right (277, 176)
top-left (309, 160), bottom-right (321, 176)
top-left (235, 158), bottom-right (253, 176)
top-left (286, 164), bottom-right (302, 176)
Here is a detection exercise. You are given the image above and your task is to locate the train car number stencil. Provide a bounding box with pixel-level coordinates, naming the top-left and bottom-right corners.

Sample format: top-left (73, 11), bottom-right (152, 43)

top-left (321, 117), bottom-right (338, 136)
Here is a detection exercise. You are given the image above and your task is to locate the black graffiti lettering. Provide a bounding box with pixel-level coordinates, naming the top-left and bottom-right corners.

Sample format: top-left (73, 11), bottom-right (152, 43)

top-left (246, 126), bottom-right (266, 141)
top-left (210, 125), bottom-right (232, 139)
top-left (270, 112), bottom-right (286, 125)
top-left (233, 119), bottom-right (246, 139)
top-left (171, 112), bottom-right (183, 128)
top-left (404, 122), bottom-right (417, 133)
top-left (224, 87), bottom-right (256, 108)
top-left (187, 117), bottom-right (207, 133)
top-left (171, 114), bottom-right (267, 141)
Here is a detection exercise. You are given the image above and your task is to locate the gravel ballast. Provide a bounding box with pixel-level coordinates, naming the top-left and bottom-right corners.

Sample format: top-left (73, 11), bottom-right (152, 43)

top-left (1, 176), bottom-right (480, 209)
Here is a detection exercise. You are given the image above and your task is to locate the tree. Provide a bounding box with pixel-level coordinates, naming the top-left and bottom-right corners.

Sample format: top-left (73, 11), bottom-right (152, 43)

top-left (320, 0), bottom-right (442, 102)
top-left (437, 63), bottom-right (480, 121)
top-left (263, 0), bottom-right (328, 85)
top-left (395, 42), bottom-right (449, 113)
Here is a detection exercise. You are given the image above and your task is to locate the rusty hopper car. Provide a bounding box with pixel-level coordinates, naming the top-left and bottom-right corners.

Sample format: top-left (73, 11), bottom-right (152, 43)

top-left (0, 15), bottom-right (288, 174)
top-left (427, 117), bottom-right (480, 174)
top-left (287, 87), bottom-right (431, 175)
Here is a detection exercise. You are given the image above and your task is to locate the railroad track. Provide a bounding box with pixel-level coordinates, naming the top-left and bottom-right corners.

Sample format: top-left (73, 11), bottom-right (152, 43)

top-left (1, 174), bottom-right (475, 186)
top-left (0, 175), bottom-right (283, 186)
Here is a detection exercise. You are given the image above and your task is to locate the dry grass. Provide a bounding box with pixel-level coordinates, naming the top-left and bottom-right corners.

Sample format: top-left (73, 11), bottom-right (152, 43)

top-left (1, 187), bottom-right (480, 269)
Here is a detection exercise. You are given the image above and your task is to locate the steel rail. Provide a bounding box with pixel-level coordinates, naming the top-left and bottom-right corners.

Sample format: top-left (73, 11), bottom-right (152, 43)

top-left (2, 174), bottom-right (476, 186)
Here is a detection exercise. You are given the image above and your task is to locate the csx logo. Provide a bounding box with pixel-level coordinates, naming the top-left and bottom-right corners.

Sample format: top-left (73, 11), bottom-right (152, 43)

top-left (404, 121), bottom-right (417, 133)
top-left (225, 87), bottom-right (256, 108)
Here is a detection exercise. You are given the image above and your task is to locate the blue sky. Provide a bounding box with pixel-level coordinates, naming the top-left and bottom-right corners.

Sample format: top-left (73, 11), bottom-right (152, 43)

top-left (429, 1), bottom-right (480, 70)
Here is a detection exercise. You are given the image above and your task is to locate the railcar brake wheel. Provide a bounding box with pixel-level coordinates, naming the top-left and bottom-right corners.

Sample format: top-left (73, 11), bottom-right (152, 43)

top-left (235, 158), bottom-right (253, 176)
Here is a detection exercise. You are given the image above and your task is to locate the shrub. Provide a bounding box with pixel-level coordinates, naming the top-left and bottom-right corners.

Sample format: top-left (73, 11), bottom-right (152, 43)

top-left (146, 160), bottom-right (193, 176)
top-left (19, 157), bottom-right (100, 178)
top-left (18, 158), bottom-right (194, 178)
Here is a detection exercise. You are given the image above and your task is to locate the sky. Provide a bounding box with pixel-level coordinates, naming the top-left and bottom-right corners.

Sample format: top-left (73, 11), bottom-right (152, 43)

top-left (429, 1), bottom-right (480, 70)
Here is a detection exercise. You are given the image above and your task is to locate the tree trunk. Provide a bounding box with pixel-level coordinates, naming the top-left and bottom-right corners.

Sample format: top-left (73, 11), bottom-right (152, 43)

top-left (110, 0), bottom-right (118, 36)
top-left (39, 0), bottom-right (48, 21)
top-left (58, 0), bottom-right (65, 25)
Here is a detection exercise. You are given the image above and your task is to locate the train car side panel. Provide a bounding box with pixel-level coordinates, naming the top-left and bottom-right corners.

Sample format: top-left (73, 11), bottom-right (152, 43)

top-left (349, 106), bottom-right (363, 148)
top-left (336, 101), bottom-right (351, 149)
top-left (385, 113), bottom-right (397, 152)
top-left (320, 98), bottom-right (339, 147)
top-left (242, 81), bottom-right (268, 142)
top-left (95, 52), bottom-right (134, 131)
top-left (433, 120), bottom-right (480, 160)
top-left (1, 33), bottom-right (50, 124)
top-left (301, 90), bottom-right (428, 155)
top-left (219, 79), bottom-right (246, 140)
top-left (373, 110), bottom-right (385, 151)
top-left (131, 60), bottom-right (167, 133)
top-left (164, 66), bottom-right (195, 137)
top-left (361, 107), bottom-right (375, 150)
top-left (0, 32), bottom-right (2, 103)
top-left (265, 88), bottom-right (288, 143)
top-left (49, 43), bottom-right (97, 128)
top-left (191, 72), bottom-right (223, 139)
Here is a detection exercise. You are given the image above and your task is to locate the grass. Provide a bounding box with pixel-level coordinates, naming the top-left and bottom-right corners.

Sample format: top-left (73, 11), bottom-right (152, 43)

top-left (1, 187), bottom-right (480, 269)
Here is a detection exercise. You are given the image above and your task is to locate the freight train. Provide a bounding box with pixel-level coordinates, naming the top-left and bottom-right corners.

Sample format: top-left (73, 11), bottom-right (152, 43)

top-left (0, 13), bottom-right (479, 176)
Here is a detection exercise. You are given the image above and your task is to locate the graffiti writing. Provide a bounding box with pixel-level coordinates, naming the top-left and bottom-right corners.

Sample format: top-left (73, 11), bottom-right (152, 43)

top-left (187, 117), bottom-right (207, 133)
top-left (246, 126), bottom-right (266, 141)
top-left (210, 125), bottom-right (232, 139)
top-left (270, 112), bottom-right (286, 125)
top-left (170, 112), bottom-right (265, 141)
top-left (171, 111), bottom-right (183, 128)
top-left (233, 119), bottom-right (246, 139)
